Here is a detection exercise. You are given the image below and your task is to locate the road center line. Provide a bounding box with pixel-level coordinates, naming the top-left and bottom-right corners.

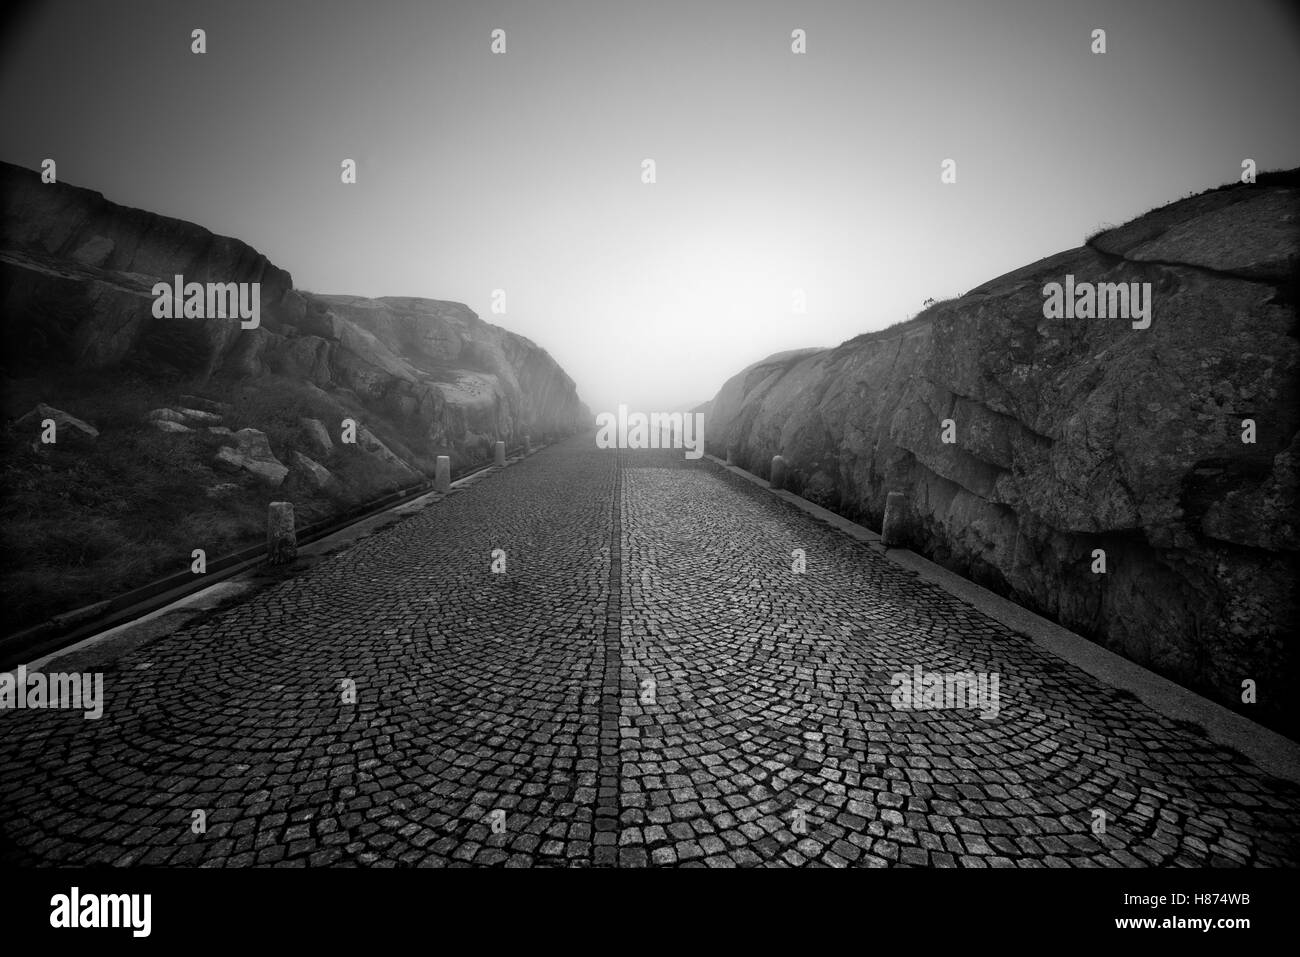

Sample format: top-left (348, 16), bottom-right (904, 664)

top-left (594, 450), bottom-right (625, 866)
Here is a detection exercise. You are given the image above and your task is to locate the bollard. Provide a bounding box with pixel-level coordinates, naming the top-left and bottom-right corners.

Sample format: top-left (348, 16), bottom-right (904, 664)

top-left (725, 445), bottom-right (734, 466)
top-left (435, 455), bottom-right (451, 493)
top-left (494, 440), bottom-right (506, 467)
top-left (881, 491), bottom-right (909, 547)
top-left (523, 433), bottom-right (531, 454)
top-left (267, 501), bottom-right (296, 565)
top-left (770, 454), bottom-right (789, 491)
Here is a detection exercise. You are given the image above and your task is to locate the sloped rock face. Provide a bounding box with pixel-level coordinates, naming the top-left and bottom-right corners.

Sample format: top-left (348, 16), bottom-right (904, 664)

top-left (0, 161), bottom-right (587, 465)
top-left (290, 451), bottom-right (337, 493)
top-left (354, 422), bottom-right (420, 479)
top-left (302, 293), bottom-right (587, 453)
top-left (212, 429), bottom-right (289, 487)
top-left (708, 174), bottom-right (1299, 732)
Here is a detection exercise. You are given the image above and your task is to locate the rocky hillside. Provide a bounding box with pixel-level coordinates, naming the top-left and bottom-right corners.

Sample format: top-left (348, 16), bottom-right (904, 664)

top-left (707, 171), bottom-right (1299, 735)
top-left (0, 160), bottom-right (587, 635)
top-left (0, 162), bottom-right (587, 456)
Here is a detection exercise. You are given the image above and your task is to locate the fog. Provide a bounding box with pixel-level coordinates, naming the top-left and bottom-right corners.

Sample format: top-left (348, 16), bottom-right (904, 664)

top-left (3, 0), bottom-right (1298, 416)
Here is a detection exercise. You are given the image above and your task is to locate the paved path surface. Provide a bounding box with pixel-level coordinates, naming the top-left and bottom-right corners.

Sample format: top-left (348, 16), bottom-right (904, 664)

top-left (2, 440), bottom-right (1298, 867)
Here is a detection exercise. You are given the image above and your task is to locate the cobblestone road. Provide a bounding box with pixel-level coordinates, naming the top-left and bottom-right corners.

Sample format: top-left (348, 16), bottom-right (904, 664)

top-left (2, 440), bottom-right (1298, 867)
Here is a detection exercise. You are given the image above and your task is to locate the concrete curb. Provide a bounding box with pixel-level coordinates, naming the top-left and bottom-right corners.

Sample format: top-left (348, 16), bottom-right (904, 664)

top-left (703, 453), bottom-right (1300, 786)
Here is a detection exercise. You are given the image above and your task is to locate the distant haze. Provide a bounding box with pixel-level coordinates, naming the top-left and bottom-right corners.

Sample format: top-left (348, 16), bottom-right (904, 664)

top-left (3, 0), bottom-right (1298, 415)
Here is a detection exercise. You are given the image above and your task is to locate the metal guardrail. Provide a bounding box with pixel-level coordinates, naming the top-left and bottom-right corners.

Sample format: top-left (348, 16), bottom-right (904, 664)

top-left (0, 441), bottom-right (540, 670)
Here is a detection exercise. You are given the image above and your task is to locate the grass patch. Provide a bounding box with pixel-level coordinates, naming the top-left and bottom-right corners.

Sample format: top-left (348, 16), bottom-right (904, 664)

top-left (1, 365), bottom-right (438, 636)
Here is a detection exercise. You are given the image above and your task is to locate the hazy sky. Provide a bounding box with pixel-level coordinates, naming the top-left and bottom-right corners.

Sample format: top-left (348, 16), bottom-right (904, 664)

top-left (3, 0), bottom-right (1299, 413)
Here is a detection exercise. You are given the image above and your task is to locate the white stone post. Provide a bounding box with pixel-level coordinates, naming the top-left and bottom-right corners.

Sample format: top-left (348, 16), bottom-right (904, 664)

top-left (882, 491), bottom-right (910, 547)
top-left (267, 502), bottom-right (296, 565)
top-left (770, 455), bottom-right (789, 491)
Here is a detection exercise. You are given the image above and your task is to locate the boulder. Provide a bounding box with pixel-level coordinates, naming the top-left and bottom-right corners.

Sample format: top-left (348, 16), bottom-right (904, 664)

top-left (212, 428), bottom-right (288, 486)
top-left (176, 407), bottom-right (223, 426)
top-left (291, 450), bottom-right (337, 492)
top-left (147, 408), bottom-right (187, 424)
top-left (15, 403), bottom-right (99, 440)
top-left (151, 419), bottom-right (193, 434)
top-left (299, 417), bottom-right (334, 456)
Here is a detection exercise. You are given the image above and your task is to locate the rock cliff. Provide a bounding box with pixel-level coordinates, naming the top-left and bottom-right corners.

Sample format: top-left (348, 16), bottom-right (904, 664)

top-left (707, 171), bottom-right (1299, 734)
top-left (0, 160), bottom-right (587, 461)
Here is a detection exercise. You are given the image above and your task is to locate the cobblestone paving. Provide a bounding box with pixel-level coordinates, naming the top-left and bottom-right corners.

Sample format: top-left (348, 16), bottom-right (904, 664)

top-left (619, 452), bottom-right (1300, 867)
top-left (1, 441), bottom-right (1298, 867)
top-left (0, 442), bottom-right (616, 868)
